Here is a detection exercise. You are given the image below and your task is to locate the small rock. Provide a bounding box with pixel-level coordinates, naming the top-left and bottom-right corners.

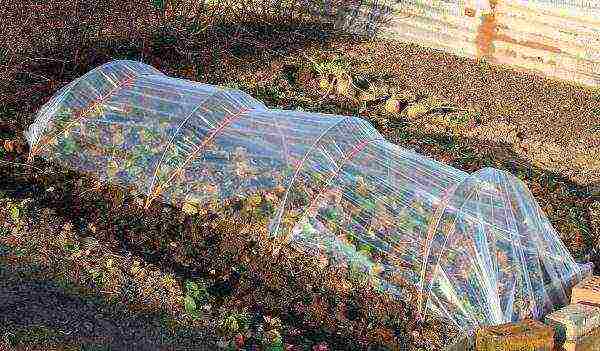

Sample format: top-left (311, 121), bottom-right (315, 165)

top-left (405, 102), bottom-right (430, 119)
top-left (385, 98), bottom-right (404, 114)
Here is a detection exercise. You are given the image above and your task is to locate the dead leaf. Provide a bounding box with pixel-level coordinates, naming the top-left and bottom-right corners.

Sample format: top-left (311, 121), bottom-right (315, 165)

top-left (405, 102), bottom-right (430, 119)
top-left (3, 139), bottom-right (14, 152)
top-left (385, 98), bottom-right (404, 114)
top-left (107, 160), bottom-right (119, 178)
top-left (182, 201), bottom-right (199, 215)
top-left (336, 75), bottom-right (352, 96)
top-left (319, 77), bottom-right (333, 92)
top-left (14, 140), bottom-right (25, 154)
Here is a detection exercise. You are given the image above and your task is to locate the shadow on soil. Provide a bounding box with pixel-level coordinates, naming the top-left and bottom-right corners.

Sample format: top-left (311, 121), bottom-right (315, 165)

top-left (2, 17), bottom-right (600, 351)
top-left (1, 126), bottom-right (599, 350)
top-left (0, 263), bottom-right (215, 350)
top-left (0, 21), bottom-right (383, 351)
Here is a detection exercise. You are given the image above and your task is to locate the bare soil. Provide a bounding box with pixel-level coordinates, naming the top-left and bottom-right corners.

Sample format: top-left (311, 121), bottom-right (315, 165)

top-left (1, 5), bottom-right (600, 351)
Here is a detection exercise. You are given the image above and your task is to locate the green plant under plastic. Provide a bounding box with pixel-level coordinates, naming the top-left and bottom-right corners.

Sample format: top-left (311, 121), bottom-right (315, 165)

top-left (26, 60), bottom-right (593, 333)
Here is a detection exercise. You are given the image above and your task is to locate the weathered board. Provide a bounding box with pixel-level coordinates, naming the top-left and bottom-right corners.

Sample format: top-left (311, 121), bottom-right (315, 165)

top-left (474, 319), bottom-right (554, 351)
top-left (562, 326), bottom-right (600, 351)
top-left (545, 303), bottom-right (600, 343)
top-left (571, 276), bottom-right (600, 306)
top-left (337, 0), bottom-right (600, 87)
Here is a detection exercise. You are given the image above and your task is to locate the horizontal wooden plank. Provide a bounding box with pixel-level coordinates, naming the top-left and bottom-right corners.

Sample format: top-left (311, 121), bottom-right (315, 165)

top-left (386, 1), bottom-right (597, 59)
top-left (545, 303), bottom-right (600, 342)
top-left (571, 276), bottom-right (600, 306)
top-left (354, 0), bottom-right (600, 87)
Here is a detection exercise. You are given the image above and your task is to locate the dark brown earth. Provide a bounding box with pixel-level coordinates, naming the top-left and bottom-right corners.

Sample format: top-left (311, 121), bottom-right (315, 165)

top-left (329, 39), bottom-right (600, 187)
top-left (1, 2), bottom-right (600, 350)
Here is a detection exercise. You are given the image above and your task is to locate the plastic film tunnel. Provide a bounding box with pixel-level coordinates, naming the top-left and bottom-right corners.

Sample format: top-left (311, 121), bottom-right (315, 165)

top-left (25, 60), bottom-right (593, 332)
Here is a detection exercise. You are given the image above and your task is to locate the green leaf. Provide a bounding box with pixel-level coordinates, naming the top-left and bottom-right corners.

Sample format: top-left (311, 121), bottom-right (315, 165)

top-left (186, 280), bottom-right (209, 304)
top-left (185, 280), bottom-right (199, 295)
top-left (189, 309), bottom-right (202, 320)
top-left (10, 205), bottom-right (20, 223)
top-left (323, 208), bottom-right (339, 221)
top-left (64, 242), bottom-right (80, 253)
top-left (186, 23), bottom-right (207, 35)
top-left (358, 243), bottom-right (373, 253)
top-left (266, 342), bottom-right (284, 351)
top-left (61, 138), bottom-right (78, 156)
top-left (13, 247), bottom-right (25, 257)
top-left (184, 295), bottom-right (197, 315)
top-left (152, 0), bottom-right (166, 10)
top-left (360, 198), bottom-right (376, 211)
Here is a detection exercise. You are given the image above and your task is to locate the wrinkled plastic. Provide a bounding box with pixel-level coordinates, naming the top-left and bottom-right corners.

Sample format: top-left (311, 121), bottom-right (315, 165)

top-left (25, 60), bottom-right (593, 331)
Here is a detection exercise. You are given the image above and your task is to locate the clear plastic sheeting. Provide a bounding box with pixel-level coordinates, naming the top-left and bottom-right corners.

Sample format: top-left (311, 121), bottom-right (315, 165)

top-left (25, 60), bottom-right (593, 331)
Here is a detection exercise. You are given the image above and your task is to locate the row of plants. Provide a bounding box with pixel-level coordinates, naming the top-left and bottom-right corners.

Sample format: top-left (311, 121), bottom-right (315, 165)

top-left (37, 83), bottom-right (529, 333)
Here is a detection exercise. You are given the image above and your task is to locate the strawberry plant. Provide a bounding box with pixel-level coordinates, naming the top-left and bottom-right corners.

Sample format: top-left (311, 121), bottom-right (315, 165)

top-left (183, 280), bottom-right (210, 320)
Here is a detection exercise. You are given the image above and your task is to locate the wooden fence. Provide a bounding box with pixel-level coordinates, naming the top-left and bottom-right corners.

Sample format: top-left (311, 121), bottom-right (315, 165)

top-left (335, 0), bottom-right (600, 87)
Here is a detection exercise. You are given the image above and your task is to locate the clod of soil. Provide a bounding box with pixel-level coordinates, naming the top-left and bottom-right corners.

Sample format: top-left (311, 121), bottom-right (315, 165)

top-left (335, 75), bottom-right (354, 98)
top-left (319, 77), bottom-right (333, 92)
top-left (384, 97), bottom-right (405, 114)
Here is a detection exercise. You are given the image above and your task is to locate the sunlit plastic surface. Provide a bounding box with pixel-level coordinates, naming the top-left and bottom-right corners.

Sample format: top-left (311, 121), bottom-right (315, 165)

top-left (26, 60), bottom-right (593, 331)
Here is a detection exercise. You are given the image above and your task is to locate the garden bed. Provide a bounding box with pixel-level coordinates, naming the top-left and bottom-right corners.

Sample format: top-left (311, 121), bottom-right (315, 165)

top-left (2, 4), bottom-right (600, 350)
